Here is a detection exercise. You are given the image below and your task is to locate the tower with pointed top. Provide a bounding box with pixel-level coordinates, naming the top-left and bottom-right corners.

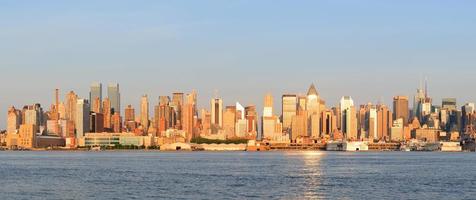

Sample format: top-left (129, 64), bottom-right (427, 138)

top-left (306, 84), bottom-right (321, 138)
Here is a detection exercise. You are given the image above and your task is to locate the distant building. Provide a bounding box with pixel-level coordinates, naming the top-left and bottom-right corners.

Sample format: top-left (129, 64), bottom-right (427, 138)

top-left (107, 83), bottom-right (120, 114)
top-left (140, 95), bottom-right (149, 133)
top-left (306, 84), bottom-right (320, 138)
top-left (89, 82), bottom-right (102, 112)
top-left (7, 106), bottom-right (21, 133)
top-left (102, 98), bottom-right (112, 129)
top-left (210, 98), bottom-right (223, 127)
top-left (90, 112), bottom-right (104, 133)
top-left (282, 94), bottom-right (297, 131)
top-left (377, 104), bottom-right (393, 141)
top-left (75, 99), bottom-right (90, 138)
top-left (393, 96), bottom-right (409, 125)
top-left (223, 106), bottom-right (236, 138)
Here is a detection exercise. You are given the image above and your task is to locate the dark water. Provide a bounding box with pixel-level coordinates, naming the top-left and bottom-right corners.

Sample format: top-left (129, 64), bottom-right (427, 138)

top-left (0, 151), bottom-right (475, 200)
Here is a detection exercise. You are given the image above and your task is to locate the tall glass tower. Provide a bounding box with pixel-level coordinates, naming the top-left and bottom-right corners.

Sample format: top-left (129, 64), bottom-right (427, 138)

top-left (89, 82), bottom-right (102, 112)
top-left (108, 83), bottom-right (121, 115)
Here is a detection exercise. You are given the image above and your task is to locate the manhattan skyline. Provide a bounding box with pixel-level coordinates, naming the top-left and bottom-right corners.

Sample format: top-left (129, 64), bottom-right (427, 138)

top-left (1, 1), bottom-right (476, 128)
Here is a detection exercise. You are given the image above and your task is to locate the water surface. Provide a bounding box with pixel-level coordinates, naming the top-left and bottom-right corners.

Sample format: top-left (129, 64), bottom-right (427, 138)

top-left (0, 151), bottom-right (474, 199)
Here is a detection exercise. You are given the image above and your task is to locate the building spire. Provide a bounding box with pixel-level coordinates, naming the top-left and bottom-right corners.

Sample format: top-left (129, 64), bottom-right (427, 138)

top-left (307, 83), bottom-right (319, 96)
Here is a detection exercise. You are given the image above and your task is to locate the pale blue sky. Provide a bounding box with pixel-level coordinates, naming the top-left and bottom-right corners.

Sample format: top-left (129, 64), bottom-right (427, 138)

top-left (1, 1), bottom-right (476, 129)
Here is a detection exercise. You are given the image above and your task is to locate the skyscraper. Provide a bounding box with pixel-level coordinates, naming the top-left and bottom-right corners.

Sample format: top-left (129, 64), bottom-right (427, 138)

top-left (102, 98), bottom-right (112, 130)
top-left (393, 96), bottom-right (409, 125)
top-left (282, 94), bottom-right (297, 131)
top-left (306, 84), bottom-right (320, 138)
top-left (65, 91), bottom-right (78, 123)
top-left (140, 95), bottom-right (149, 132)
top-left (89, 82), bottom-right (102, 112)
top-left (263, 93), bottom-right (273, 117)
top-left (7, 106), bottom-right (21, 133)
top-left (340, 96), bottom-right (354, 133)
top-left (211, 98), bottom-right (223, 127)
top-left (377, 104), bottom-right (393, 140)
top-left (172, 93), bottom-right (184, 129)
top-left (107, 83), bottom-right (120, 114)
top-left (125, 105), bottom-right (135, 122)
top-left (75, 99), bottom-right (90, 138)
top-left (223, 106), bottom-right (236, 138)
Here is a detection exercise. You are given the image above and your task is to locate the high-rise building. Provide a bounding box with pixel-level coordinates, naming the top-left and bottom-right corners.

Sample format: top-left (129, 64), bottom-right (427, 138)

top-left (172, 93), bottom-right (184, 129)
top-left (245, 105), bottom-right (258, 138)
top-left (368, 107), bottom-right (377, 139)
top-left (125, 105), bottom-right (135, 122)
top-left (377, 104), bottom-right (393, 141)
top-left (90, 112), bottom-right (104, 133)
top-left (291, 110), bottom-right (307, 141)
top-left (306, 84), bottom-right (320, 138)
top-left (7, 106), bottom-right (21, 133)
top-left (223, 106), bottom-right (236, 138)
top-left (103, 98), bottom-right (112, 130)
top-left (344, 106), bottom-right (358, 140)
top-left (65, 91), bottom-right (78, 123)
top-left (340, 96), bottom-right (354, 135)
top-left (211, 98), bottom-right (223, 127)
top-left (107, 83), bottom-right (120, 114)
top-left (89, 82), bottom-right (102, 112)
top-left (442, 98), bottom-right (457, 111)
top-left (140, 95), bottom-right (149, 132)
top-left (321, 109), bottom-right (335, 136)
top-left (18, 124), bottom-right (36, 149)
top-left (393, 96), bottom-right (409, 125)
top-left (182, 93), bottom-right (196, 141)
top-left (112, 113), bottom-right (122, 133)
top-left (282, 94), bottom-right (297, 131)
top-left (75, 99), bottom-right (90, 138)
top-left (263, 93), bottom-right (273, 117)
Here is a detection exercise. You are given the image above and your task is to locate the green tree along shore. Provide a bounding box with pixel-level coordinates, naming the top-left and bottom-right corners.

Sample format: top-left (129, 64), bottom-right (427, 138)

top-left (191, 137), bottom-right (248, 144)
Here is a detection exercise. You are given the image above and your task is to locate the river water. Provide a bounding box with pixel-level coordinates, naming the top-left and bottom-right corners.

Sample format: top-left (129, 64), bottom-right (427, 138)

top-left (0, 151), bottom-right (474, 199)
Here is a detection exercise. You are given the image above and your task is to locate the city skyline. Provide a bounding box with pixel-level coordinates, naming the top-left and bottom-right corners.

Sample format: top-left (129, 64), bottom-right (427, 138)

top-left (0, 79), bottom-right (474, 130)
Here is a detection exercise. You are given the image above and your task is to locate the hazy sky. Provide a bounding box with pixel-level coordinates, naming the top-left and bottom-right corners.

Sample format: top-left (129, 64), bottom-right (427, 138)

top-left (1, 1), bottom-right (476, 129)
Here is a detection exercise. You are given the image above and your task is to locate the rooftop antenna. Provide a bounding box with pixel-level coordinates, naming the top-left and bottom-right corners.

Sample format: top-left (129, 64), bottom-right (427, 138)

top-left (214, 89), bottom-right (218, 99)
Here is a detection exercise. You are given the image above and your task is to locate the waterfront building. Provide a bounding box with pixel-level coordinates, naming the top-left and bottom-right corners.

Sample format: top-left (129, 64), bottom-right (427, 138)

top-left (107, 83), bottom-right (120, 114)
top-left (291, 110), bottom-right (307, 141)
top-left (89, 82), bottom-right (102, 112)
top-left (18, 124), bottom-right (36, 149)
top-left (415, 127), bottom-right (440, 142)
